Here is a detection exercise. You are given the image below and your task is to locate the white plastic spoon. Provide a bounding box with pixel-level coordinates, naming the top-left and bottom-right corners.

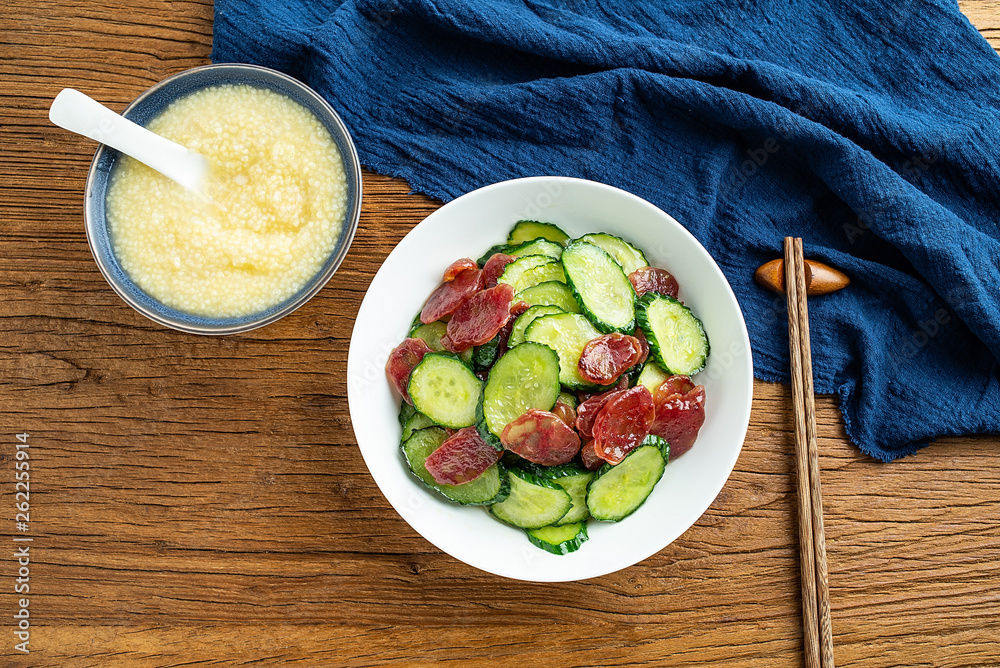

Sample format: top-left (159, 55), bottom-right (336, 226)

top-left (49, 88), bottom-right (209, 194)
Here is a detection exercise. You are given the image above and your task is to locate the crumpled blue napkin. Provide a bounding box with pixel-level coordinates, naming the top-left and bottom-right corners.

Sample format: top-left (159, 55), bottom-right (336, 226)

top-left (212, 0), bottom-right (1000, 460)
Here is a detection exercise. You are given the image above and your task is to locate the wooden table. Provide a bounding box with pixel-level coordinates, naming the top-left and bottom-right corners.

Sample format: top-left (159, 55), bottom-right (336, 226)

top-left (3, 2), bottom-right (998, 666)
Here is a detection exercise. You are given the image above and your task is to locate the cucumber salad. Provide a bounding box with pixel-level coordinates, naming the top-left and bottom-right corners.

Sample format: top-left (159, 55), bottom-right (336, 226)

top-left (385, 220), bottom-right (709, 555)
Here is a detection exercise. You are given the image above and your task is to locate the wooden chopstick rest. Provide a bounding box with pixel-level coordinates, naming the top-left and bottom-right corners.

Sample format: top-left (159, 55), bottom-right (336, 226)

top-left (755, 258), bottom-right (849, 297)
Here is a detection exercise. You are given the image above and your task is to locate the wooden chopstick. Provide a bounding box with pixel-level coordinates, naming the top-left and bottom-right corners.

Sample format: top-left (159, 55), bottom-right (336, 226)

top-left (784, 237), bottom-right (834, 668)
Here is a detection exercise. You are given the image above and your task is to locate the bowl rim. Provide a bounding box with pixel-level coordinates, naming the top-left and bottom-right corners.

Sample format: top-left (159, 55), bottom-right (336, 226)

top-left (348, 175), bottom-right (754, 581)
top-left (83, 62), bottom-right (363, 335)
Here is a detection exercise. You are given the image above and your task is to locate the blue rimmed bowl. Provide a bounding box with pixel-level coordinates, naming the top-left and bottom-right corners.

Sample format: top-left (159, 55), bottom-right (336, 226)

top-left (83, 63), bottom-right (362, 335)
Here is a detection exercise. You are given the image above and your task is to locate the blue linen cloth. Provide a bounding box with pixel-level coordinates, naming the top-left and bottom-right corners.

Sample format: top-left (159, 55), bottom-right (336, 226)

top-left (212, 0), bottom-right (1000, 461)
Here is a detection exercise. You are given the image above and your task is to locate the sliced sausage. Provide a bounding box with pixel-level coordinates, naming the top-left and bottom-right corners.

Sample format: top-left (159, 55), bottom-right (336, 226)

top-left (552, 397), bottom-right (578, 429)
top-left (443, 257), bottom-right (479, 282)
top-left (628, 266), bottom-right (680, 298)
top-left (500, 409), bottom-right (582, 466)
top-left (445, 282), bottom-right (515, 351)
top-left (385, 338), bottom-right (433, 404)
top-left (575, 388), bottom-right (627, 440)
top-left (592, 386), bottom-right (655, 465)
top-left (425, 427), bottom-right (501, 485)
top-left (482, 252), bottom-right (516, 289)
top-left (579, 439), bottom-right (605, 470)
top-left (420, 268), bottom-right (485, 324)
top-left (650, 379), bottom-right (706, 459)
top-left (578, 333), bottom-right (644, 385)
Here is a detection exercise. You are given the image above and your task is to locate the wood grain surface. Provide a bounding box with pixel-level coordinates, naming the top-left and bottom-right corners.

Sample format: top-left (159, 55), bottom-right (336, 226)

top-left (2, 1), bottom-right (999, 666)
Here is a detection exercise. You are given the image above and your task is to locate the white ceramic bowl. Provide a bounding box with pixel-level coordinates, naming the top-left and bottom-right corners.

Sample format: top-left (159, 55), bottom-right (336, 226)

top-left (347, 177), bottom-right (753, 582)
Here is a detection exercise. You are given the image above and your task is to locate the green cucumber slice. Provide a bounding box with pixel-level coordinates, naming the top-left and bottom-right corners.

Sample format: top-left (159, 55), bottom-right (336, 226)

top-left (478, 342), bottom-right (561, 447)
top-left (398, 400), bottom-right (417, 428)
top-left (509, 304), bottom-right (564, 348)
top-left (411, 321), bottom-right (473, 364)
top-left (516, 281), bottom-right (581, 314)
top-left (637, 293), bottom-right (710, 375)
top-left (508, 221), bottom-right (571, 247)
top-left (556, 391), bottom-right (578, 409)
top-left (517, 462), bottom-right (594, 525)
top-left (410, 321), bottom-right (448, 349)
top-left (586, 439), bottom-right (668, 522)
top-left (477, 243), bottom-right (514, 266)
top-left (636, 360), bottom-right (671, 394)
top-left (508, 238), bottom-right (564, 260)
top-left (408, 354), bottom-right (483, 429)
top-left (498, 255), bottom-right (565, 293)
top-left (472, 331), bottom-right (503, 371)
top-left (577, 233), bottom-right (649, 275)
top-left (552, 472), bottom-right (595, 524)
top-left (561, 241), bottom-right (636, 334)
top-left (402, 427), bottom-right (508, 505)
top-left (526, 522), bottom-right (589, 555)
top-left (401, 412), bottom-right (435, 442)
top-left (524, 312), bottom-right (603, 390)
top-left (490, 468), bottom-right (572, 529)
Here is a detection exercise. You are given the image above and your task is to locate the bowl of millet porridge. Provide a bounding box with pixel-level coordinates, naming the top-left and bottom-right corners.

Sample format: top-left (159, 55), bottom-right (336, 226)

top-left (83, 63), bottom-right (362, 334)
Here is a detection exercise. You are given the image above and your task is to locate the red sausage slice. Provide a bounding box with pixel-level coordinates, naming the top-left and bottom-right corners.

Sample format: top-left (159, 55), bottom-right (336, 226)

top-left (500, 409), bottom-right (582, 466)
top-left (385, 338), bottom-right (433, 404)
top-left (629, 266), bottom-right (680, 298)
top-left (654, 374), bottom-right (697, 404)
top-left (650, 379), bottom-right (706, 459)
top-left (424, 427), bottom-right (501, 485)
top-left (578, 333), bottom-right (644, 385)
top-left (482, 252), bottom-right (516, 289)
top-left (633, 328), bottom-right (650, 365)
top-left (575, 388), bottom-right (626, 441)
top-left (592, 386), bottom-right (655, 465)
top-left (580, 439), bottom-right (605, 470)
top-left (443, 257), bottom-right (479, 282)
top-left (420, 268), bottom-right (485, 324)
top-left (510, 300), bottom-right (531, 318)
top-left (445, 282), bottom-right (515, 351)
top-left (552, 397), bottom-right (577, 429)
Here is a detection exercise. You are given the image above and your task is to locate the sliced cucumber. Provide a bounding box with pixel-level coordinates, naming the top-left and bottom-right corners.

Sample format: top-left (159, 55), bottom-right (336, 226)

top-left (577, 232), bottom-right (649, 275)
top-left (524, 312), bottom-right (603, 390)
top-left (473, 332), bottom-right (503, 371)
top-left (408, 354), bottom-right (482, 429)
top-left (561, 241), bottom-right (636, 334)
top-left (508, 238), bottom-right (564, 260)
top-left (586, 440), bottom-right (667, 522)
top-left (401, 412), bottom-right (435, 442)
top-left (636, 360), bottom-right (671, 395)
top-left (624, 360), bottom-right (645, 386)
top-left (398, 400), bottom-right (417, 428)
top-left (526, 522), bottom-right (589, 555)
top-left (509, 304), bottom-right (564, 348)
top-left (402, 427), bottom-right (509, 505)
top-left (498, 255), bottom-right (565, 294)
top-left (477, 243), bottom-right (514, 267)
top-left (490, 468), bottom-right (572, 529)
top-left (410, 320), bottom-right (447, 348)
top-left (478, 342), bottom-right (561, 447)
top-left (508, 221), bottom-right (571, 247)
top-left (411, 321), bottom-right (473, 364)
top-left (552, 471), bottom-right (594, 524)
top-left (516, 281), bottom-right (581, 314)
top-left (556, 391), bottom-right (578, 409)
top-left (517, 462), bottom-right (594, 525)
top-left (637, 293), bottom-right (710, 375)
